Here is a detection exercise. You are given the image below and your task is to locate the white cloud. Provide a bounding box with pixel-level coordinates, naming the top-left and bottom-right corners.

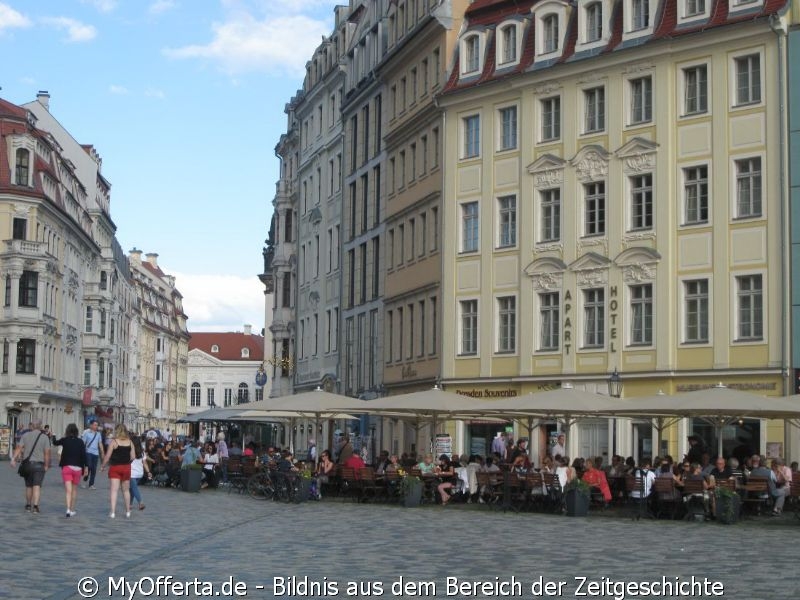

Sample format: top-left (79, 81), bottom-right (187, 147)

top-left (163, 13), bottom-right (329, 76)
top-left (144, 87), bottom-right (165, 99)
top-left (42, 17), bottom-right (97, 42)
top-left (82, 0), bottom-right (117, 13)
top-left (109, 84), bottom-right (128, 95)
top-left (171, 272), bottom-right (266, 333)
top-left (148, 0), bottom-right (177, 15)
top-left (20, 76), bottom-right (36, 85)
top-left (0, 3), bottom-right (31, 30)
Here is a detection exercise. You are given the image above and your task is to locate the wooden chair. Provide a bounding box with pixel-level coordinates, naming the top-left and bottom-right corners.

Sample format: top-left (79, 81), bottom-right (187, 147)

top-left (681, 478), bottom-right (709, 520)
top-left (338, 467), bottom-right (361, 502)
top-left (358, 467), bottom-right (383, 502)
top-left (383, 471), bottom-right (401, 503)
top-left (742, 476), bottom-right (771, 515)
top-left (625, 475), bottom-right (649, 520)
top-left (476, 471), bottom-right (502, 505)
top-left (525, 472), bottom-right (545, 512)
top-left (542, 472), bottom-right (562, 513)
top-left (653, 477), bottom-right (681, 519)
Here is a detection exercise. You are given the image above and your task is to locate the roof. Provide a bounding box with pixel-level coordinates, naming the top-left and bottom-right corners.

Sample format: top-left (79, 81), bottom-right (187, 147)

top-left (444, 0), bottom-right (789, 96)
top-left (189, 331), bottom-right (265, 362)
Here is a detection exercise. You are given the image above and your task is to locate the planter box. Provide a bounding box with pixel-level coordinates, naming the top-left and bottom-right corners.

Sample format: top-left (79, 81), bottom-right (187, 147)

top-left (565, 489), bottom-right (590, 516)
top-left (715, 493), bottom-right (740, 525)
top-left (403, 483), bottom-right (423, 508)
top-left (294, 478), bottom-right (312, 504)
top-left (180, 468), bottom-right (203, 492)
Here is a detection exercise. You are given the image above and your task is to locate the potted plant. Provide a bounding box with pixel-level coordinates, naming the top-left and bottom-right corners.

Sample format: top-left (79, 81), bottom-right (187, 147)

top-left (294, 471), bottom-right (313, 504)
top-left (180, 463), bottom-right (203, 492)
top-left (714, 487), bottom-right (740, 524)
top-left (400, 474), bottom-right (423, 508)
top-left (563, 478), bottom-right (591, 516)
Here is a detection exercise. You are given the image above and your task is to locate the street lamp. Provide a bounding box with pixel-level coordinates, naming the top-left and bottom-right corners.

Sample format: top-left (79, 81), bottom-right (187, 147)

top-left (607, 368), bottom-right (623, 398)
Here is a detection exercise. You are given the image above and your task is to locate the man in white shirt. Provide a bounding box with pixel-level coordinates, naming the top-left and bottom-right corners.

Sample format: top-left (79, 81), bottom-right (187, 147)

top-left (550, 433), bottom-right (566, 458)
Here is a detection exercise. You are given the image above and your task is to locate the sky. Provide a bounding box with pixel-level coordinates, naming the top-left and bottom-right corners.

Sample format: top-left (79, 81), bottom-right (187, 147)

top-left (0, 0), bottom-right (341, 333)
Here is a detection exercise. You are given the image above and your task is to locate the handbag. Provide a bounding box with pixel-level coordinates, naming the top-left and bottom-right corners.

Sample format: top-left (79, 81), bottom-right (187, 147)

top-left (17, 432), bottom-right (44, 478)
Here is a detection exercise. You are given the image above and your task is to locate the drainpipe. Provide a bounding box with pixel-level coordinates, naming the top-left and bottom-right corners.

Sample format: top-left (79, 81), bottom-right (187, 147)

top-left (769, 13), bottom-right (791, 457)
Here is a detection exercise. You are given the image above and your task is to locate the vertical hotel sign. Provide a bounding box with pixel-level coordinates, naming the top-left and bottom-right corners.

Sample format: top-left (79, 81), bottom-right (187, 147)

top-left (82, 387), bottom-right (93, 407)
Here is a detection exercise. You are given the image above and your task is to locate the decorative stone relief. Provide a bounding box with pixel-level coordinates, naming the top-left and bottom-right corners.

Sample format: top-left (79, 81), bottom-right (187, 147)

top-left (579, 238), bottom-right (608, 254)
top-left (574, 152), bottom-right (608, 181)
top-left (534, 169), bottom-right (563, 188)
top-left (622, 232), bottom-right (656, 248)
top-left (622, 63), bottom-right (654, 74)
top-left (576, 268), bottom-right (608, 287)
top-left (531, 272), bottom-right (563, 291)
top-left (623, 264), bottom-right (656, 283)
top-left (534, 81), bottom-right (561, 96)
top-left (534, 242), bottom-right (564, 254)
top-left (624, 153), bottom-right (655, 173)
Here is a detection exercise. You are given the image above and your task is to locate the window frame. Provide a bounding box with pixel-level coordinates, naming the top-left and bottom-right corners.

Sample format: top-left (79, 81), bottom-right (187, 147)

top-left (734, 272), bottom-right (765, 342)
top-left (628, 75), bottom-right (653, 126)
top-left (682, 277), bottom-right (711, 345)
top-left (681, 163), bottom-right (711, 227)
top-left (496, 294), bottom-right (518, 354)
top-left (461, 114), bottom-right (481, 159)
top-left (18, 270), bottom-right (38, 308)
top-left (461, 33), bottom-right (483, 76)
top-left (681, 62), bottom-right (710, 117)
top-left (538, 291), bottom-right (561, 352)
top-left (16, 339), bottom-right (36, 374)
top-left (583, 86), bottom-right (606, 134)
top-left (583, 181), bottom-right (606, 237)
top-left (458, 298), bottom-right (479, 356)
top-left (540, 95), bottom-right (561, 142)
top-left (582, 288), bottom-right (605, 349)
top-left (629, 173), bottom-right (654, 231)
top-left (496, 195), bottom-right (517, 249)
top-left (497, 104), bottom-right (518, 152)
top-left (539, 188), bottom-right (562, 243)
top-left (460, 201), bottom-right (480, 253)
top-left (731, 49), bottom-right (763, 109)
top-left (628, 283), bottom-right (654, 347)
top-left (733, 155), bottom-right (763, 220)
top-left (497, 21), bottom-right (521, 67)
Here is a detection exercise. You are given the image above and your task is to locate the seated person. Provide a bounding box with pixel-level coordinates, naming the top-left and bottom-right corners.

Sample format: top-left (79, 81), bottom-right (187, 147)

top-left (243, 443), bottom-right (256, 457)
top-left (683, 462), bottom-right (711, 515)
top-left (384, 454), bottom-right (401, 474)
top-left (581, 458), bottom-right (612, 504)
top-left (228, 442), bottom-right (243, 457)
top-left (708, 456), bottom-right (733, 489)
top-left (181, 441), bottom-right (202, 468)
top-left (277, 450), bottom-right (298, 473)
top-left (555, 456), bottom-right (576, 491)
top-left (315, 449), bottom-right (336, 484)
top-left (770, 458), bottom-right (792, 516)
top-left (417, 454), bottom-right (438, 475)
top-left (344, 451), bottom-right (366, 475)
top-left (437, 454), bottom-right (458, 505)
top-left (375, 450), bottom-right (391, 475)
top-left (201, 442), bottom-right (219, 489)
top-left (629, 458), bottom-right (656, 499)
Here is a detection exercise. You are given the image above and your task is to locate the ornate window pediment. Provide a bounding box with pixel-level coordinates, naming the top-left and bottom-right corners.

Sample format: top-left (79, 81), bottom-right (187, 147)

top-left (614, 246), bottom-right (660, 282)
top-left (615, 137), bottom-right (658, 174)
top-left (524, 257), bottom-right (567, 291)
top-left (527, 153), bottom-right (566, 188)
top-left (569, 251), bottom-right (611, 272)
top-left (570, 144), bottom-right (610, 182)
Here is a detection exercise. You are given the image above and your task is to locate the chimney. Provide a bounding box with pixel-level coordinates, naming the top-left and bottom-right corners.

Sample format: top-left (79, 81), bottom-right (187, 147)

top-left (128, 247), bottom-right (142, 264)
top-left (243, 324), bottom-right (252, 336)
top-left (37, 91), bottom-right (50, 111)
top-left (145, 252), bottom-right (159, 267)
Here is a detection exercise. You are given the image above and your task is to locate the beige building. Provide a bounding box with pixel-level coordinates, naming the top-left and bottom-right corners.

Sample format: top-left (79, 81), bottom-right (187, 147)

top-left (439, 0), bottom-right (797, 461)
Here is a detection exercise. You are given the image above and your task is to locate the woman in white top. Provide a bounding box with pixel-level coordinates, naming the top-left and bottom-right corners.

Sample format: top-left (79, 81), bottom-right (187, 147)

top-left (201, 442), bottom-right (219, 489)
top-left (555, 456), bottom-right (576, 491)
top-left (129, 440), bottom-right (149, 510)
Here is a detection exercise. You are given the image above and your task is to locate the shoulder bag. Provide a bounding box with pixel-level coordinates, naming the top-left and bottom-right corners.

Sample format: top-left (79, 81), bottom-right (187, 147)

top-left (17, 432), bottom-right (44, 478)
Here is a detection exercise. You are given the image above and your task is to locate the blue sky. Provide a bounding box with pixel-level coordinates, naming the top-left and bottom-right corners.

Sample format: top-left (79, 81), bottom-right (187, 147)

top-left (0, 0), bottom-right (339, 332)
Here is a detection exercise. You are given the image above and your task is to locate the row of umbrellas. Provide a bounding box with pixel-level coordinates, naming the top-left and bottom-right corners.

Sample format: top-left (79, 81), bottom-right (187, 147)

top-left (179, 384), bottom-right (800, 458)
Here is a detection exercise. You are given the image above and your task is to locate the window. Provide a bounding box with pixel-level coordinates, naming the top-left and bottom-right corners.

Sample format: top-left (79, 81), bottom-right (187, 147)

top-left (432, 206), bottom-right (439, 251)
top-left (15, 149), bottom-right (30, 186)
top-left (98, 359), bottom-right (105, 388)
top-left (464, 35), bottom-right (480, 73)
top-left (683, 65), bottom-right (708, 115)
top-left (281, 274), bottom-right (291, 308)
top-left (629, 76), bottom-right (652, 124)
top-left (497, 296), bottom-right (516, 353)
top-left (737, 275), bottom-right (763, 340)
top-left (3, 276), bottom-right (8, 307)
top-left (632, 0), bottom-right (650, 29)
top-left (586, 2), bottom-right (603, 42)
top-left (630, 174), bottom-right (653, 230)
top-left (99, 310), bottom-right (106, 338)
top-left (241, 347), bottom-right (250, 358)
top-left (155, 364), bottom-right (161, 381)
top-left (540, 189), bottom-right (561, 242)
top-left (498, 196), bottom-right (517, 248)
top-left (462, 202), bottom-right (479, 252)
top-left (735, 54), bottom-right (761, 105)
top-left (583, 289), bottom-right (605, 347)
top-left (684, 279), bottom-right (709, 342)
top-left (543, 15), bottom-right (559, 53)
top-left (499, 106), bottom-right (517, 151)
top-left (685, 0), bottom-right (706, 17)
top-left (84, 359), bottom-right (91, 386)
top-left (420, 212), bottom-right (427, 256)
top-left (463, 115), bottom-right (480, 158)
top-left (539, 292), bottom-right (560, 350)
top-left (18, 271), bottom-right (37, 307)
top-left (736, 158), bottom-right (762, 218)
top-left (460, 300), bottom-right (478, 355)
top-left (16, 339), bottom-right (35, 374)
top-left (12, 218), bottom-right (26, 240)
top-left (237, 383), bottom-right (249, 404)
top-left (541, 96), bottom-right (561, 141)
top-left (207, 388), bottom-right (215, 407)
top-left (630, 284), bottom-right (653, 345)
top-left (224, 388), bottom-right (233, 407)
top-left (500, 24), bottom-right (517, 64)
top-left (284, 210), bottom-right (293, 243)
top-left (211, 344), bottom-right (219, 353)
top-left (191, 383), bottom-right (201, 407)
top-left (99, 271), bottom-right (108, 290)
top-left (431, 296), bottom-right (438, 355)
top-left (584, 182), bottom-right (606, 236)
top-left (684, 166), bottom-right (709, 225)
top-left (584, 87), bottom-right (605, 133)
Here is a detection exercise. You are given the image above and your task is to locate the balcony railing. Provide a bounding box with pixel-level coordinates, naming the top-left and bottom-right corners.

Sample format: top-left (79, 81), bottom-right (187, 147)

top-left (3, 239), bottom-right (45, 257)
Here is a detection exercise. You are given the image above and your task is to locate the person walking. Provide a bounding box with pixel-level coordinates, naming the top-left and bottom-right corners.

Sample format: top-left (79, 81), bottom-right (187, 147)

top-left (10, 419), bottom-right (51, 514)
top-left (129, 441), bottom-right (149, 511)
top-left (81, 419), bottom-right (105, 490)
top-left (52, 424), bottom-right (88, 517)
top-left (216, 432), bottom-right (229, 485)
top-left (100, 424), bottom-right (135, 518)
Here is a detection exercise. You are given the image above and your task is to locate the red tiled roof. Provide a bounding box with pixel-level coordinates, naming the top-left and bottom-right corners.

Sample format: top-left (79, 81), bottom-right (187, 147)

top-left (189, 332), bottom-right (265, 362)
top-left (0, 97), bottom-right (28, 120)
top-left (444, 0), bottom-right (789, 95)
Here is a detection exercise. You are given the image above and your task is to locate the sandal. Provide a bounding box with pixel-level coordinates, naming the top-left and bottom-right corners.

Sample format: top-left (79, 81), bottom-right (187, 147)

top-left (139, 504), bottom-right (146, 511)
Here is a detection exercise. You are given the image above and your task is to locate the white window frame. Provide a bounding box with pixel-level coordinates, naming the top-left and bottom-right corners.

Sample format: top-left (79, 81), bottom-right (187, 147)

top-left (534, 2), bottom-right (568, 62)
top-left (628, 283), bottom-right (654, 347)
top-left (581, 287), bottom-right (605, 349)
top-left (460, 33), bottom-right (484, 77)
top-left (732, 271), bottom-right (766, 343)
top-left (497, 21), bottom-right (521, 67)
top-left (629, 173), bottom-right (654, 231)
top-left (623, 0), bottom-right (655, 39)
top-left (678, 0), bottom-right (711, 24)
top-left (458, 297), bottom-right (479, 356)
top-left (461, 113), bottom-right (481, 159)
top-left (680, 61), bottom-right (710, 117)
top-left (496, 294), bottom-right (518, 354)
top-left (583, 86), bottom-right (606, 134)
top-left (539, 188), bottom-right (562, 243)
top-left (497, 104), bottom-right (518, 152)
top-left (730, 49), bottom-right (763, 109)
top-left (497, 194), bottom-right (517, 249)
top-left (627, 75), bottom-right (653, 126)
top-left (578, 0), bottom-right (611, 49)
top-left (681, 163), bottom-right (711, 227)
top-left (460, 200), bottom-right (480, 253)
top-left (537, 291), bottom-right (561, 352)
top-left (729, 0), bottom-right (764, 14)
top-left (732, 154), bottom-right (764, 220)
top-left (681, 276), bottom-right (712, 345)
top-left (540, 95), bottom-right (561, 142)
top-left (583, 181), bottom-right (606, 236)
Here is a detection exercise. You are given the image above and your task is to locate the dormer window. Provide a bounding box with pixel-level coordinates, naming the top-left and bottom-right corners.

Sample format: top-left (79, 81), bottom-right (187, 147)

top-left (632, 0), bottom-right (649, 29)
top-left (211, 344), bottom-right (219, 353)
top-left (15, 149), bottom-right (30, 186)
top-left (543, 15), bottom-right (559, 53)
top-left (679, 0), bottom-right (710, 24)
top-left (730, 0), bottom-right (763, 13)
top-left (586, 3), bottom-right (602, 42)
top-left (685, 0), bottom-right (705, 16)
top-left (241, 348), bottom-right (250, 358)
top-left (623, 0), bottom-right (655, 40)
top-left (498, 23), bottom-right (519, 66)
top-left (462, 34), bottom-right (481, 75)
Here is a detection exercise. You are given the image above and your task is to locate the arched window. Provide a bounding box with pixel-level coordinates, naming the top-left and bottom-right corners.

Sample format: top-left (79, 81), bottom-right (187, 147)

top-left (211, 344), bottom-right (219, 353)
top-left (585, 2), bottom-right (602, 42)
top-left (241, 347), bottom-right (250, 358)
top-left (463, 34), bottom-right (480, 73)
top-left (499, 24), bottom-right (518, 65)
top-left (543, 15), bottom-right (559, 53)
top-left (190, 382), bottom-right (201, 407)
top-left (237, 382), bottom-right (249, 404)
top-left (15, 149), bottom-right (30, 186)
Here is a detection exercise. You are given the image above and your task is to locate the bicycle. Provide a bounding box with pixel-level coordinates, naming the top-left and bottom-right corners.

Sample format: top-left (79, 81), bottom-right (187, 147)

top-left (246, 468), bottom-right (275, 500)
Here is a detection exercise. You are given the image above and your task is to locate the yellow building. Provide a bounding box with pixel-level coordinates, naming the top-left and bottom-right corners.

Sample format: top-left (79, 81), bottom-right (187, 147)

top-left (439, 0), bottom-right (798, 462)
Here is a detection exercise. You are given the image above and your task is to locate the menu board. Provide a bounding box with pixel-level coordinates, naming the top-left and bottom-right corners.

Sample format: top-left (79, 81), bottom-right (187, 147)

top-left (434, 433), bottom-right (452, 458)
top-left (0, 425), bottom-right (11, 459)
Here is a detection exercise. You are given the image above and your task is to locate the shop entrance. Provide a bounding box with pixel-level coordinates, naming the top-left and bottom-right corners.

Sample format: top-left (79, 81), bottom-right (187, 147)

top-left (467, 422), bottom-right (511, 458)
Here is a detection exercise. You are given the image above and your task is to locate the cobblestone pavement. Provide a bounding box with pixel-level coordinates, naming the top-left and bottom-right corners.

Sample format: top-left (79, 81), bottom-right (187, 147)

top-left (1, 464), bottom-right (798, 600)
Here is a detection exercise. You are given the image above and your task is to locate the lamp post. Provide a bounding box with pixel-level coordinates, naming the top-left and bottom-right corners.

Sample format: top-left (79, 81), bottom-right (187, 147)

top-left (607, 368), bottom-right (623, 457)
